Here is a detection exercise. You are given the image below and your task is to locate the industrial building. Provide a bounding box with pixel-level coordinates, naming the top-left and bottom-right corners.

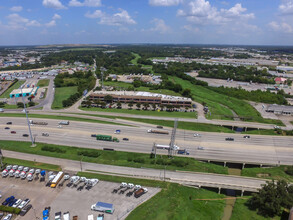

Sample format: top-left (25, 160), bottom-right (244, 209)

top-left (89, 91), bottom-right (192, 107)
top-left (9, 87), bottom-right (39, 98)
top-left (266, 104), bottom-right (293, 115)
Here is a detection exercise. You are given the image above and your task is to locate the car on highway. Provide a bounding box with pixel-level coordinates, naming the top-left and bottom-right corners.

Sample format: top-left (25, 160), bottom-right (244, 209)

top-left (19, 204), bottom-right (32, 216)
top-left (197, 146), bottom-right (205, 150)
top-left (6, 122), bottom-right (12, 125)
top-left (57, 125), bottom-right (62, 128)
top-left (91, 134), bottom-right (97, 137)
top-left (243, 135), bottom-right (250, 138)
top-left (42, 133), bottom-right (49, 137)
top-left (156, 126), bottom-right (163, 129)
top-left (4, 127), bottom-right (10, 130)
top-left (194, 133), bottom-right (201, 137)
top-left (225, 138), bottom-right (234, 141)
top-left (22, 134), bottom-right (29, 137)
top-left (10, 131), bottom-right (16, 134)
top-left (3, 214), bottom-right (12, 220)
top-left (123, 138), bottom-right (129, 141)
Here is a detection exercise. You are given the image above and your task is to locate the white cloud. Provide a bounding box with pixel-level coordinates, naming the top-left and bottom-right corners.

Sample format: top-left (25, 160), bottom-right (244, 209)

top-left (69, 0), bottom-right (102, 7)
top-left (177, 0), bottom-right (254, 25)
top-left (5, 13), bottom-right (40, 30)
top-left (42, 0), bottom-right (67, 10)
top-left (10, 6), bottom-right (23, 12)
top-left (86, 9), bottom-right (136, 26)
top-left (46, 20), bottom-right (57, 27)
top-left (183, 24), bottom-right (200, 33)
top-left (149, 0), bottom-right (182, 6)
top-left (269, 21), bottom-right (293, 33)
top-left (279, 0), bottom-right (293, 15)
top-left (52, 13), bottom-right (61, 20)
top-left (150, 18), bottom-right (171, 33)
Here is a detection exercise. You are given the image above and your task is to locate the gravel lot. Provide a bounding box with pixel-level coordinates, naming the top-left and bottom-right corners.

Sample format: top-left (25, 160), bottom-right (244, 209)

top-left (0, 174), bottom-right (160, 220)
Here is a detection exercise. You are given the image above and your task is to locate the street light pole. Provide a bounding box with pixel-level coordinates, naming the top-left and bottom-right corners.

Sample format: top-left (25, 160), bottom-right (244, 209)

top-left (20, 87), bottom-right (34, 146)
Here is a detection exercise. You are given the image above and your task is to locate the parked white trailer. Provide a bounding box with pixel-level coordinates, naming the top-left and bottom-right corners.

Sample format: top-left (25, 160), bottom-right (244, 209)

top-left (1, 169), bottom-right (8, 177)
top-left (20, 171), bottom-right (27, 179)
top-left (9, 169), bottom-right (15, 177)
top-left (63, 212), bottom-right (70, 220)
top-left (14, 170), bottom-right (21, 178)
top-left (27, 173), bottom-right (33, 181)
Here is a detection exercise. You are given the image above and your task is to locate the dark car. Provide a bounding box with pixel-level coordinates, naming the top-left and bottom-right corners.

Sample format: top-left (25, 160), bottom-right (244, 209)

top-left (23, 134), bottom-right (29, 137)
top-left (10, 131), bottom-right (16, 134)
top-left (156, 126), bottom-right (163, 129)
top-left (2, 196), bottom-right (14, 206)
top-left (8, 198), bottom-right (17, 207)
top-left (91, 134), bottom-right (97, 137)
top-left (6, 122), bottom-right (12, 125)
top-left (243, 135), bottom-right (250, 138)
top-left (122, 138), bottom-right (129, 141)
top-left (19, 204), bottom-right (32, 216)
top-left (4, 127), bottom-right (10, 130)
top-left (225, 138), bottom-right (234, 141)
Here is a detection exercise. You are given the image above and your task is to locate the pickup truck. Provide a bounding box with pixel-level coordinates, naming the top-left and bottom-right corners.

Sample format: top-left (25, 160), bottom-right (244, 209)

top-left (55, 211), bottom-right (61, 220)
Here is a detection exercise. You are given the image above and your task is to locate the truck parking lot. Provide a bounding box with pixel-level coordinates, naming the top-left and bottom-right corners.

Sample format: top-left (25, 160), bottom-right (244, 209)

top-left (0, 174), bottom-right (160, 220)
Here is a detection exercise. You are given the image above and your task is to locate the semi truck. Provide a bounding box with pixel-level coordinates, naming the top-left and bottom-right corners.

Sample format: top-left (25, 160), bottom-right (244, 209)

top-left (58, 121), bottom-right (69, 125)
top-left (96, 135), bottom-right (119, 142)
top-left (29, 120), bottom-right (48, 125)
top-left (147, 129), bottom-right (169, 135)
top-left (50, 172), bottom-right (64, 188)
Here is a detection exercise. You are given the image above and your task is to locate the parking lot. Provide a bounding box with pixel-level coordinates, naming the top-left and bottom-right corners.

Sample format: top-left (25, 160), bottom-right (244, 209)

top-left (0, 174), bottom-right (160, 220)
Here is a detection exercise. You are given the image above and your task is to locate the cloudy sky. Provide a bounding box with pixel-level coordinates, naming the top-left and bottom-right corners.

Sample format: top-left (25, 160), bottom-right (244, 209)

top-left (0, 0), bottom-right (293, 45)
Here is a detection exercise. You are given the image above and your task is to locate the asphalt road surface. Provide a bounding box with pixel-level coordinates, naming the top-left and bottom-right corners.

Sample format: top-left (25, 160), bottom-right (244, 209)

top-left (1, 117), bottom-right (293, 165)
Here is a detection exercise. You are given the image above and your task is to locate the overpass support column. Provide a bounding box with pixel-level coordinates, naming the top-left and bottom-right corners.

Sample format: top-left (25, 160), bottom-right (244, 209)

top-left (218, 187), bottom-right (221, 194)
top-left (224, 162), bottom-right (226, 167)
top-left (232, 126), bottom-right (234, 131)
top-left (242, 163), bottom-right (245, 169)
top-left (260, 164), bottom-right (262, 168)
top-left (241, 190), bottom-right (244, 197)
top-left (245, 127), bottom-right (247, 132)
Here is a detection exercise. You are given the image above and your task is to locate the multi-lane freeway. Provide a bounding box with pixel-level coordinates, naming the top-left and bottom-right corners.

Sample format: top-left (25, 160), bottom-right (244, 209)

top-left (1, 117), bottom-right (293, 165)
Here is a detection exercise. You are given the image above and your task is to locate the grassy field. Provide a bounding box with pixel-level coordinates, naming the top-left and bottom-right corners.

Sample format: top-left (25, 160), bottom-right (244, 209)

top-left (80, 107), bottom-right (197, 118)
top-left (3, 157), bottom-right (61, 171)
top-left (36, 79), bottom-right (50, 87)
top-left (52, 86), bottom-right (78, 109)
top-left (241, 166), bottom-right (293, 182)
top-left (0, 113), bottom-right (125, 126)
top-left (170, 77), bottom-right (284, 125)
top-left (3, 104), bottom-right (18, 109)
top-left (230, 197), bottom-right (281, 220)
top-left (0, 140), bottom-right (228, 175)
top-left (78, 172), bottom-right (226, 220)
top-left (0, 80), bottom-right (25, 98)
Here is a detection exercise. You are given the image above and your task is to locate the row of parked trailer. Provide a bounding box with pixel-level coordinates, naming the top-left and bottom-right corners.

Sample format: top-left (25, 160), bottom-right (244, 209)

top-left (112, 182), bottom-right (148, 198)
top-left (1, 164), bottom-right (41, 181)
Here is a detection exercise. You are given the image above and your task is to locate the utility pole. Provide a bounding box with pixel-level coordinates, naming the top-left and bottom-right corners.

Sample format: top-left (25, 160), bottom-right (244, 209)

top-left (20, 87), bottom-right (34, 146)
top-left (168, 119), bottom-right (178, 158)
top-left (80, 156), bottom-right (84, 172)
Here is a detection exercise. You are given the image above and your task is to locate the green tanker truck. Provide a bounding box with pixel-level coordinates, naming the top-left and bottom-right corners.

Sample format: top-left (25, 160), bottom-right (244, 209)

top-left (96, 134), bottom-right (119, 142)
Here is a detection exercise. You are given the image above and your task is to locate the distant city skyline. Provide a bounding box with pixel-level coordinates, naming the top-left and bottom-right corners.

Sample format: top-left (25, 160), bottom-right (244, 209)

top-left (0, 0), bottom-right (293, 46)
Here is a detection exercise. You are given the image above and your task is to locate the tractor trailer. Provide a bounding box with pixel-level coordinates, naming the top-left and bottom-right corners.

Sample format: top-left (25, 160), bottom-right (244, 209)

top-left (96, 135), bottom-right (119, 142)
top-left (147, 129), bottom-right (169, 135)
top-left (29, 120), bottom-right (48, 125)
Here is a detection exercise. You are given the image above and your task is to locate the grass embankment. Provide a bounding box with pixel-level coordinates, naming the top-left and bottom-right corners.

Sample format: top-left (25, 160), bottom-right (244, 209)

top-left (0, 140), bottom-right (228, 175)
top-left (0, 113), bottom-right (125, 126)
top-left (80, 107), bottom-right (197, 119)
top-left (0, 80), bottom-right (25, 98)
top-left (78, 172), bottom-right (226, 220)
top-left (52, 86), bottom-right (78, 109)
top-left (131, 52), bottom-right (154, 74)
top-left (36, 79), bottom-right (50, 87)
top-left (171, 77), bottom-right (284, 126)
top-left (2, 157), bottom-right (61, 171)
top-left (231, 197), bottom-right (281, 220)
top-left (241, 166), bottom-right (293, 182)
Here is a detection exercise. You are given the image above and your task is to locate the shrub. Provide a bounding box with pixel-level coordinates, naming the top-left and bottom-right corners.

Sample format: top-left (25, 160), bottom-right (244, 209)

top-left (285, 166), bottom-right (293, 176)
top-left (127, 157), bottom-right (133, 162)
top-left (0, 205), bottom-right (21, 214)
top-left (77, 150), bottom-right (100, 158)
top-left (133, 158), bottom-right (145, 163)
top-left (41, 145), bottom-right (66, 153)
top-left (171, 160), bottom-right (189, 167)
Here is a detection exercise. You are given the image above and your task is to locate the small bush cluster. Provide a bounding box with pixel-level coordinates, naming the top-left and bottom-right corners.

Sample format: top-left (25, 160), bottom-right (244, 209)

top-left (127, 157), bottom-right (145, 163)
top-left (152, 159), bottom-right (189, 167)
top-left (41, 145), bottom-right (66, 154)
top-left (77, 150), bottom-right (101, 158)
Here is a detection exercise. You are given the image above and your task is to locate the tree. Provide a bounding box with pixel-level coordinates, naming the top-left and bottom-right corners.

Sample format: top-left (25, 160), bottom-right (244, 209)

top-left (104, 95), bottom-right (113, 103)
top-left (17, 102), bottom-right (23, 108)
top-left (0, 102), bottom-right (5, 108)
top-left (133, 80), bottom-right (142, 88)
top-left (143, 103), bottom-right (150, 110)
top-left (28, 101), bottom-right (35, 107)
top-left (116, 101), bottom-right (122, 109)
top-left (182, 88), bottom-right (191, 97)
top-left (152, 103), bottom-right (156, 111)
top-left (136, 103), bottom-right (141, 110)
top-left (248, 180), bottom-right (293, 217)
top-left (128, 102), bottom-right (133, 109)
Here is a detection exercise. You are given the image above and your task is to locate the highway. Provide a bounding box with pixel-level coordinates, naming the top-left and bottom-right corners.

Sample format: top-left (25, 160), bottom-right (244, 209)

top-left (1, 117), bottom-right (293, 165)
top-left (2, 150), bottom-right (266, 192)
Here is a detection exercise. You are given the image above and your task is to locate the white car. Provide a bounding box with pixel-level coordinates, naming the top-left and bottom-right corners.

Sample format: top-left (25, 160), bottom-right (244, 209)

top-left (12, 199), bottom-right (22, 208)
top-left (57, 125), bottom-right (62, 128)
top-left (18, 199), bottom-right (30, 209)
top-left (194, 133), bottom-right (201, 137)
top-left (197, 146), bottom-right (205, 150)
top-left (3, 214), bottom-right (12, 220)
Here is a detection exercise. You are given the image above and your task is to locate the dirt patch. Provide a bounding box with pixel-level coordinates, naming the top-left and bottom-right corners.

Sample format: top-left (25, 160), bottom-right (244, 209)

top-left (256, 173), bottom-right (271, 178)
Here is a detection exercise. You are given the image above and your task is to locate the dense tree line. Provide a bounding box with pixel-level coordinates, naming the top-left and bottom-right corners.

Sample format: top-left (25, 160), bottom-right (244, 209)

top-left (209, 86), bottom-right (288, 105)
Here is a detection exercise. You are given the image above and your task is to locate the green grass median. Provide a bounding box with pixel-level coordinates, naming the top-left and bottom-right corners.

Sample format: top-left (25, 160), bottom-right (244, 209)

top-left (0, 80), bottom-right (25, 98)
top-left (52, 86), bottom-right (78, 109)
top-left (36, 79), bottom-right (50, 87)
top-left (0, 140), bottom-right (228, 175)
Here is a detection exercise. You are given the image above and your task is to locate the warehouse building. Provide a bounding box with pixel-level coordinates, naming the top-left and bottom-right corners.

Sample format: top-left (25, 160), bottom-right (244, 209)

top-left (89, 91), bottom-right (192, 107)
top-left (266, 104), bottom-right (293, 115)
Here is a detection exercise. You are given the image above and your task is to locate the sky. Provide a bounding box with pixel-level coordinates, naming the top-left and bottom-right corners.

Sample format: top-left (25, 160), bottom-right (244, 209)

top-left (0, 0), bottom-right (293, 46)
